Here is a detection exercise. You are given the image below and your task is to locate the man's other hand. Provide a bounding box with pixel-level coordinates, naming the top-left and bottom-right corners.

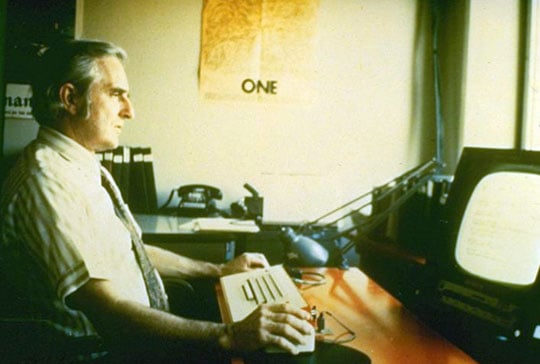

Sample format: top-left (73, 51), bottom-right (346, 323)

top-left (219, 252), bottom-right (270, 276)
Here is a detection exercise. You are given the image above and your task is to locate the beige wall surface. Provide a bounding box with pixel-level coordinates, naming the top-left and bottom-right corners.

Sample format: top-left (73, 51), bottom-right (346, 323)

top-left (77, 0), bottom-right (519, 223)
top-left (461, 0), bottom-right (521, 150)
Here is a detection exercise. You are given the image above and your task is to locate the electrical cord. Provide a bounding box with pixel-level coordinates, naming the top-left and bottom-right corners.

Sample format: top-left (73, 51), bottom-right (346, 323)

top-left (286, 269), bottom-right (354, 344)
top-left (316, 310), bottom-right (356, 345)
top-left (286, 267), bottom-right (327, 286)
top-left (288, 271), bottom-right (354, 344)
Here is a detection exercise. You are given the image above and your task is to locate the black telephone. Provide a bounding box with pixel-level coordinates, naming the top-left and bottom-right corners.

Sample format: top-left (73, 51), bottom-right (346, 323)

top-left (160, 184), bottom-right (223, 217)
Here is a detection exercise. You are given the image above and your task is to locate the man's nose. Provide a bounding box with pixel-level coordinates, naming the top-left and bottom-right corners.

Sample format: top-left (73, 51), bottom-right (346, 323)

top-left (120, 96), bottom-right (135, 120)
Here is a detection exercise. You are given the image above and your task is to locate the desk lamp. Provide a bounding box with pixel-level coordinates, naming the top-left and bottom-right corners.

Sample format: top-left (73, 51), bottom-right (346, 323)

top-left (280, 160), bottom-right (442, 269)
top-left (280, 226), bottom-right (329, 267)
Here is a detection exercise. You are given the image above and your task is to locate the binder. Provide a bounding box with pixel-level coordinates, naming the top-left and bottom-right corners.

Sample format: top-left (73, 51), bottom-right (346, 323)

top-left (100, 149), bottom-right (114, 172)
top-left (97, 145), bottom-right (158, 214)
top-left (141, 147), bottom-right (158, 213)
top-left (128, 147), bottom-right (147, 213)
top-left (120, 146), bottom-right (131, 202)
top-left (110, 146), bottom-right (124, 188)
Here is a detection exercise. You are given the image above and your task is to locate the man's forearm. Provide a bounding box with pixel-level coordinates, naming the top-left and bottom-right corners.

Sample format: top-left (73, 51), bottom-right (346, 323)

top-left (69, 277), bottom-right (314, 357)
top-left (144, 244), bottom-right (223, 279)
top-left (97, 297), bottom-right (226, 343)
top-left (69, 279), bottom-right (229, 355)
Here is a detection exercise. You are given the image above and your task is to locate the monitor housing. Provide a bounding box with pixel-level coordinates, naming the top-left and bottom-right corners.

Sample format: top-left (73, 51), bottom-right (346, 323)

top-left (435, 147), bottom-right (540, 336)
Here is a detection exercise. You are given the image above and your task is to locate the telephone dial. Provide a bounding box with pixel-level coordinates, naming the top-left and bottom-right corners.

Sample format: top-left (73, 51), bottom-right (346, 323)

top-left (160, 184), bottom-right (223, 217)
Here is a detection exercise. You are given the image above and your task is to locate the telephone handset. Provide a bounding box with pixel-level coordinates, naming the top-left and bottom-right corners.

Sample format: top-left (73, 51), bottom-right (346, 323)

top-left (177, 184), bottom-right (222, 202)
top-left (160, 184), bottom-right (223, 217)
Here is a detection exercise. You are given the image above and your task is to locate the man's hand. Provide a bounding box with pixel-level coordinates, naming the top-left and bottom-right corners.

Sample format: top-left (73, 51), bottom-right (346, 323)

top-left (219, 252), bottom-right (269, 276)
top-left (221, 303), bottom-right (314, 355)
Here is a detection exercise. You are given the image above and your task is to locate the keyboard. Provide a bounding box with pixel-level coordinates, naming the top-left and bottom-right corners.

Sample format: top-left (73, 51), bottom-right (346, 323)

top-left (220, 265), bottom-right (315, 353)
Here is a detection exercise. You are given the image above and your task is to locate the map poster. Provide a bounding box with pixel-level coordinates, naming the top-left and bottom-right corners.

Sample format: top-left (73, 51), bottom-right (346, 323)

top-left (199, 0), bottom-right (319, 103)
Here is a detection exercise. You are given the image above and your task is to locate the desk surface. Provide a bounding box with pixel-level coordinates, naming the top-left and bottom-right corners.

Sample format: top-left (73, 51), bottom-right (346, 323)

top-left (216, 267), bottom-right (477, 364)
top-left (135, 214), bottom-right (259, 235)
top-left (135, 214), bottom-right (259, 260)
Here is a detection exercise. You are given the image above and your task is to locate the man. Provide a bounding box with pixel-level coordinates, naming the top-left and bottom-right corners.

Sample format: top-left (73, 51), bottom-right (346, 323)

top-left (0, 39), bottom-right (313, 362)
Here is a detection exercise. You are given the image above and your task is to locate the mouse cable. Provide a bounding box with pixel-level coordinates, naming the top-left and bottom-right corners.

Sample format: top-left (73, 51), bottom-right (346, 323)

top-left (289, 269), bottom-right (327, 286)
top-left (319, 310), bottom-right (356, 345)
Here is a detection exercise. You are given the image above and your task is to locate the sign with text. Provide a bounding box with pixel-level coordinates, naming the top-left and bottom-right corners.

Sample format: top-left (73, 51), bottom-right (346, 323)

top-left (5, 83), bottom-right (33, 119)
top-left (199, 0), bottom-right (319, 103)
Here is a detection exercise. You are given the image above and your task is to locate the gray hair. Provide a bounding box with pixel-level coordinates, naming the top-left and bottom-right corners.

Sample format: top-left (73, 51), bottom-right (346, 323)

top-left (31, 39), bottom-right (127, 126)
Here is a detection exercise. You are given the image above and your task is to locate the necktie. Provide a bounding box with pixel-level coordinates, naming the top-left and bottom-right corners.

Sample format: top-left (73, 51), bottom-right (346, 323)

top-left (100, 166), bottom-right (169, 311)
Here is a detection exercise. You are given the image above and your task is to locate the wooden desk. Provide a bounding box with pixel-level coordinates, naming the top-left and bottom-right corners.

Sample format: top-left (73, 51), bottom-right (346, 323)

top-left (135, 214), bottom-right (259, 260)
top-left (216, 267), bottom-right (477, 364)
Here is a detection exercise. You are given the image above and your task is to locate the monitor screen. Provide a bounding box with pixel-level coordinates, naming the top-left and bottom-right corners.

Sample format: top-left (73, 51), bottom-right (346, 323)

top-left (455, 171), bottom-right (540, 286)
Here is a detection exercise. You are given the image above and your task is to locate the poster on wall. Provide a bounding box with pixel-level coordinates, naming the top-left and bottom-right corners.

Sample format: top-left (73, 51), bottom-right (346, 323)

top-left (199, 0), bottom-right (319, 103)
top-left (5, 83), bottom-right (33, 119)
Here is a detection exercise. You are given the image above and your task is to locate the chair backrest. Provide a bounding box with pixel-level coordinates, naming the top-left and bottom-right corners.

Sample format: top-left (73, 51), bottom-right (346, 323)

top-left (0, 319), bottom-right (106, 362)
top-left (0, 154), bottom-right (19, 189)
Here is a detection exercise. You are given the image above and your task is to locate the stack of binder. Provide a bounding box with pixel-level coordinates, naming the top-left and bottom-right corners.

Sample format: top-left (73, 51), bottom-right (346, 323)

top-left (96, 146), bottom-right (158, 213)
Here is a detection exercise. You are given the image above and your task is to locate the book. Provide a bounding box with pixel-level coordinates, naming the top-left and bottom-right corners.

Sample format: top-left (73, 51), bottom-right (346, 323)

top-left (120, 146), bottom-right (131, 203)
top-left (141, 147), bottom-right (158, 213)
top-left (110, 146), bottom-right (124, 188)
top-left (128, 147), bottom-right (147, 213)
top-left (104, 149), bottom-right (114, 172)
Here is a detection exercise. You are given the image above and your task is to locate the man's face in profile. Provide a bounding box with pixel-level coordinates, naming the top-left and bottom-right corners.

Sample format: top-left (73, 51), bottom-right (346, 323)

top-left (74, 56), bottom-right (135, 152)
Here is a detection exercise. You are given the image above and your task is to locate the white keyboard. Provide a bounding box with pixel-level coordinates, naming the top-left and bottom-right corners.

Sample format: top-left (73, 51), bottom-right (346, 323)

top-left (220, 265), bottom-right (315, 353)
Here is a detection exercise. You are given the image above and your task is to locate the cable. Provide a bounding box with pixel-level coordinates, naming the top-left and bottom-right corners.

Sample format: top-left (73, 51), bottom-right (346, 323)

top-left (431, 0), bottom-right (445, 171)
top-left (316, 310), bottom-right (356, 345)
top-left (158, 189), bottom-right (176, 211)
top-left (287, 268), bottom-right (327, 286)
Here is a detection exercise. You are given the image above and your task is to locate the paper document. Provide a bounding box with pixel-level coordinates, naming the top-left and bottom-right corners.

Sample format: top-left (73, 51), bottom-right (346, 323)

top-left (179, 218), bottom-right (260, 233)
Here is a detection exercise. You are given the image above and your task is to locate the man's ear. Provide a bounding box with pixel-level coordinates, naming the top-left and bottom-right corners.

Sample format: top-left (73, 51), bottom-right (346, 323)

top-left (59, 83), bottom-right (80, 115)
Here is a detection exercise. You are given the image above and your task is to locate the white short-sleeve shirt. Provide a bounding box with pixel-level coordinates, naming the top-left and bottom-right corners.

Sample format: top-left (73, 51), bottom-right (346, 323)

top-left (1, 127), bottom-right (151, 337)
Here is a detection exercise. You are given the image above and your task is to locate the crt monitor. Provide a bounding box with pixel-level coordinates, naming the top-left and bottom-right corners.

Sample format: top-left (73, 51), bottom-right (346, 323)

top-left (435, 147), bottom-right (540, 338)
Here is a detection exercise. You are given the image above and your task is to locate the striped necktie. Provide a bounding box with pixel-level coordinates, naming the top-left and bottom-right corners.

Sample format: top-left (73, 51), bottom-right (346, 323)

top-left (100, 166), bottom-right (169, 311)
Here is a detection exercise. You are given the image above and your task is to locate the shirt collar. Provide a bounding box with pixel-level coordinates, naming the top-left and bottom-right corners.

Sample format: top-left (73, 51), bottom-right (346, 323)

top-left (37, 126), bottom-right (102, 181)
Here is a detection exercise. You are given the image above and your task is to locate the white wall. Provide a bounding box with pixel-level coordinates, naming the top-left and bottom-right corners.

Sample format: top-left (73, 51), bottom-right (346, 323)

top-left (461, 0), bottom-right (521, 149)
top-left (79, 0), bottom-right (438, 223)
top-left (1, 1), bottom-right (524, 223)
